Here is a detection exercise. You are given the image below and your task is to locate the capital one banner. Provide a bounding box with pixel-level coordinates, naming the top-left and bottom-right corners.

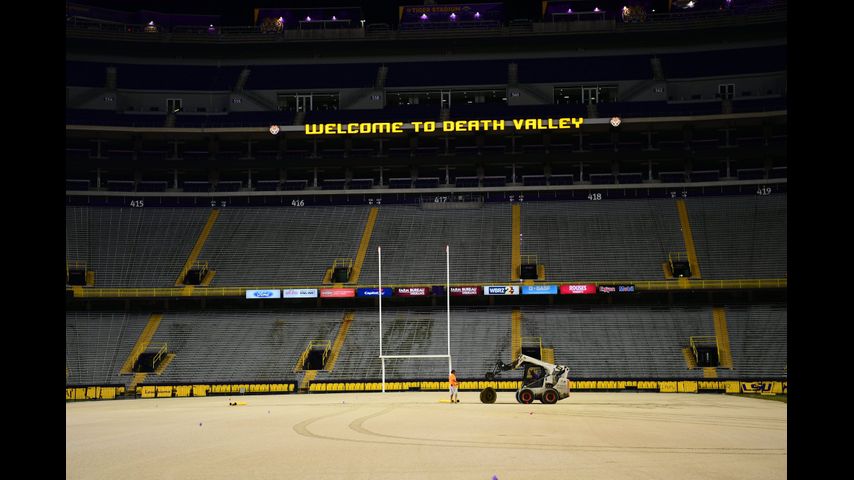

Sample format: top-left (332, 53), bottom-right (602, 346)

top-left (559, 284), bottom-right (596, 295)
top-left (484, 285), bottom-right (520, 296)
top-left (356, 287), bottom-right (393, 297)
top-left (320, 288), bottom-right (356, 298)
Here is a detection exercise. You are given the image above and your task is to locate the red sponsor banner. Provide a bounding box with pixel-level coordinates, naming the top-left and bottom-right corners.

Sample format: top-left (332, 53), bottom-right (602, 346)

top-left (320, 288), bottom-right (356, 298)
top-left (394, 287), bottom-right (431, 297)
top-left (450, 286), bottom-right (481, 296)
top-left (559, 284), bottom-right (597, 295)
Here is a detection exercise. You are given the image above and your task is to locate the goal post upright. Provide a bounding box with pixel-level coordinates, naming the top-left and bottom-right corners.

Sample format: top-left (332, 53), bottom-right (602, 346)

top-left (378, 245), bottom-right (453, 393)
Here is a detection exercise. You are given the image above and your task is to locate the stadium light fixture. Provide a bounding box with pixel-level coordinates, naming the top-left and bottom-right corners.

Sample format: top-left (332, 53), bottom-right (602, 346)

top-left (269, 125), bottom-right (280, 135)
top-left (450, 13), bottom-right (456, 21)
top-left (420, 13), bottom-right (428, 21)
top-left (305, 16), bottom-right (311, 21)
top-left (474, 12), bottom-right (480, 19)
top-left (594, 7), bottom-right (601, 13)
top-left (610, 116), bottom-right (622, 127)
top-left (332, 16), bottom-right (337, 21)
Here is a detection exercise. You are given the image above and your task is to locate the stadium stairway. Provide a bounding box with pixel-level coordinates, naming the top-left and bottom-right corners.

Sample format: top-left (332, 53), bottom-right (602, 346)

top-left (120, 313), bottom-right (163, 390)
top-left (511, 308), bottom-right (522, 360)
top-left (511, 204), bottom-right (521, 281)
top-left (713, 307), bottom-right (734, 369)
top-left (324, 312), bottom-right (354, 371)
top-left (347, 207), bottom-right (379, 284)
top-left (676, 199), bottom-right (702, 279)
top-left (176, 208), bottom-right (220, 295)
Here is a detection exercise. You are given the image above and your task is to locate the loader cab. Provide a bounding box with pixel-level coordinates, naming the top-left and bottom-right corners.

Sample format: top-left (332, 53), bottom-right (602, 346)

top-left (522, 364), bottom-right (546, 388)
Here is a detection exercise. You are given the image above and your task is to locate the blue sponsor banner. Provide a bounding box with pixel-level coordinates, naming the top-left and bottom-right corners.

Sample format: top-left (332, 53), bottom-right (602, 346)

top-left (245, 289), bottom-right (281, 299)
top-left (521, 285), bottom-right (558, 295)
top-left (356, 287), bottom-right (393, 297)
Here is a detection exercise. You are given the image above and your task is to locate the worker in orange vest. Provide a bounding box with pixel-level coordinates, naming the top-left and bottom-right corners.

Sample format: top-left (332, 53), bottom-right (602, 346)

top-left (449, 369), bottom-right (459, 403)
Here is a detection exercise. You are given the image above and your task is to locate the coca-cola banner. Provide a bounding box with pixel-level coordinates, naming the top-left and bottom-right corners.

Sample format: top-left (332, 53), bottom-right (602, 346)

top-left (559, 284), bottom-right (597, 295)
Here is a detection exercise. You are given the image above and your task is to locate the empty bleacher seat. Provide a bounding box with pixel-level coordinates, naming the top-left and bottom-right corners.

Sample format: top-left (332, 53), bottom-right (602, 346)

top-left (414, 177), bottom-right (440, 188)
top-left (589, 173), bottom-right (616, 185)
top-left (322, 179), bottom-right (348, 190)
top-left (106, 180), bottom-right (135, 192)
top-left (137, 181), bottom-right (168, 192)
top-left (66, 179), bottom-right (91, 191)
top-left (348, 178), bottom-right (374, 190)
top-left (659, 171), bottom-right (687, 183)
top-left (183, 181), bottom-right (211, 192)
top-left (482, 176), bottom-right (507, 187)
top-left (389, 177), bottom-right (413, 189)
top-left (455, 176), bottom-right (480, 188)
top-left (690, 170), bottom-right (721, 182)
top-left (282, 180), bottom-right (308, 191)
top-left (549, 174), bottom-right (574, 185)
top-left (769, 166), bottom-right (787, 179)
top-left (522, 175), bottom-right (547, 186)
top-left (617, 173), bottom-right (643, 184)
top-left (255, 180), bottom-right (281, 191)
top-left (215, 181), bottom-right (242, 192)
top-left (737, 168), bottom-right (766, 180)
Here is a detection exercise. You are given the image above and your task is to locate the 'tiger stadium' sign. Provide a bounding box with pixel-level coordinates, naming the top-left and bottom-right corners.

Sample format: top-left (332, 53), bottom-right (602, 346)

top-left (304, 118), bottom-right (584, 136)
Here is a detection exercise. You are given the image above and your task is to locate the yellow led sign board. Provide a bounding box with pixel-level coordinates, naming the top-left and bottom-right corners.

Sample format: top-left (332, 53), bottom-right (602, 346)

top-left (304, 118), bottom-right (585, 136)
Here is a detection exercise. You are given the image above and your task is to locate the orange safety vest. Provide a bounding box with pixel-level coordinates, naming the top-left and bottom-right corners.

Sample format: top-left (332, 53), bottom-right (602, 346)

top-left (449, 373), bottom-right (458, 386)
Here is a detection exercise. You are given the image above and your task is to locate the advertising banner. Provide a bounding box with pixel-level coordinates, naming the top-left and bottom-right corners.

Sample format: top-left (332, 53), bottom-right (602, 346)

top-left (356, 288), bottom-right (393, 297)
top-left (448, 286), bottom-right (481, 296)
top-left (395, 287), bottom-right (431, 296)
top-left (597, 284), bottom-right (636, 294)
top-left (559, 284), bottom-right (597, 295)
top-left (484, 285), bottom-right (521, 295)
top-left (245, 289), bottom-right (281, 299)
top-left (281, 289), bottom-right (319, 298)
top-left (521, 285), bottom-right (558, 295)
top-left (320, 288), bottom-right (356, 298)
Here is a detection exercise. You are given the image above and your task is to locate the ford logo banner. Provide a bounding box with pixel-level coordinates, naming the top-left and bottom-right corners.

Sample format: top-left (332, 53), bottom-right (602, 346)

top-left (245, 289), bottom-right (281, 299)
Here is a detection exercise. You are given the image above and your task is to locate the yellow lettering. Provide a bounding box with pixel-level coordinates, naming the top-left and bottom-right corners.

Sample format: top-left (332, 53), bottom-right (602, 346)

top-left (493, 119), bottom-right (505, 130)
top-left (359, 123), bottom-right (371, 134)
top-left (372, 122), bottom-right (391, 133)
top-left (324, 124), bottom-right (336, 134)
top-left (392, 122), bottom-right (403, 133)
top-left (572, 117), bottom-right (584, 128)
top-left (424, 121), bottom-right (436, 132)
top-left (559, 118), bottom-right (570, 129)
top-left (305, 124), bottom-right (323, 135)
top-left (512, 119), bottom-right (524, 130)
top-left (443, 121), bottom-right (455, 132)
top-left (547, 118), bottom-right (558, 129)
top-left (336, 124), bottom-right (346, 134)
top-left (524, 119), bottom-right (537, 130)
top-left (412, 121), bottom-right (423, 133)
top-left (455, 120), bottom-right (467, 132)
top-left (347, 123), bottom-right (359, 134)
top-left (468, 120), bottom-right (480, 131)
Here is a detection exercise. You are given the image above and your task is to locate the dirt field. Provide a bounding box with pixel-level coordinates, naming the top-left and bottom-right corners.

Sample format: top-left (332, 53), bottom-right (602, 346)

top-left (66, 391), bottom-right (786, 479)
